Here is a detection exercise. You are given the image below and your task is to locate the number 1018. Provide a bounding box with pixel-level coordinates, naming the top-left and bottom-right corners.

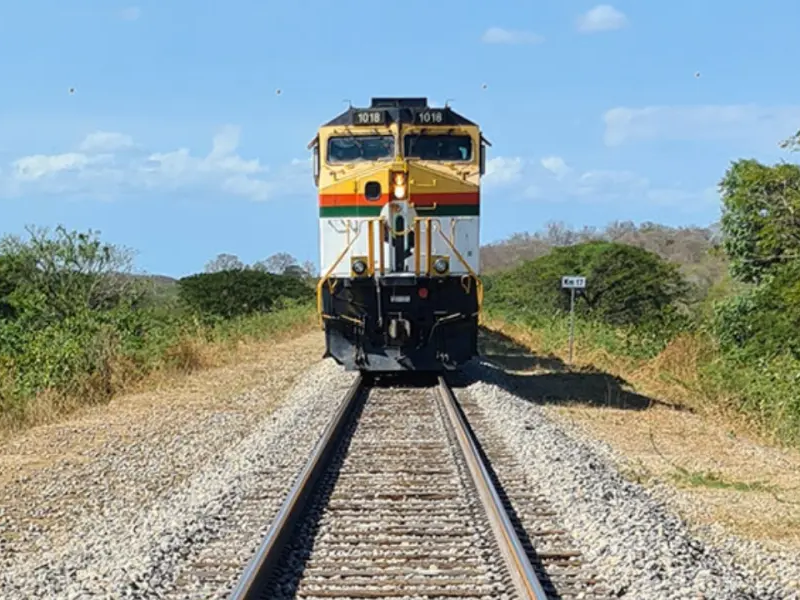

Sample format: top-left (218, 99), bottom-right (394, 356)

top-left (355, 111), bottom-right (382, 124)
top-left (417, 111), bottom-right (444, 124)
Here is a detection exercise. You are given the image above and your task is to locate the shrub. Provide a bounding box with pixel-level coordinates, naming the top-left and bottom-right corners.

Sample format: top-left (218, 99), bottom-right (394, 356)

top-left (713, 260), bottom-right (800, 360)
top-left (0, 224), bottom-right (318, 430)
top-left (177, 269), bottom-right (313, 319)
top-left (719, 159), bottom-right (800, 285)
top-left (488, 240), bottom-right (690, 328)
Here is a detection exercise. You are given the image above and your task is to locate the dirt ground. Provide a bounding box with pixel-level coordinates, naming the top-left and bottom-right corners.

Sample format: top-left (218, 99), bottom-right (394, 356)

top-left (4, 324), bottom-right (798, 556)
top-left (478, 325), bottom-right (800, 553)
top-left (0, 332), bottom-right (326, 489)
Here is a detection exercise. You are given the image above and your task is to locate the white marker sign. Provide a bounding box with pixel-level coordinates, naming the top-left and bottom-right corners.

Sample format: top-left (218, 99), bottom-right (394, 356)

top-left (561, 276), bottom-right (586, 289)
top-left (561, 275), bottom-right (586, 365)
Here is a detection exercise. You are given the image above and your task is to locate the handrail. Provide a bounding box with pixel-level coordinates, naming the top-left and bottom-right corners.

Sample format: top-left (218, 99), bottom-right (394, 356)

top-left (367, 220), bottom-right (375, 276)
top-left (434, 222), bottom-right (484, 322)
top-left (316, 228), bottom-right (362, 327)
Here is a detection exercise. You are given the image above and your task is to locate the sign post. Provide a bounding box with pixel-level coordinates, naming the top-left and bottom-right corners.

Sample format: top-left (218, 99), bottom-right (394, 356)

top-left (561, 276), bottom-right (587, 365)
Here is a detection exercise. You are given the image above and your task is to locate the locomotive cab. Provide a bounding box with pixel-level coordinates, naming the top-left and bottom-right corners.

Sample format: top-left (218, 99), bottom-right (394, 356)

top-left (312, 97), bottom-right (487, 372)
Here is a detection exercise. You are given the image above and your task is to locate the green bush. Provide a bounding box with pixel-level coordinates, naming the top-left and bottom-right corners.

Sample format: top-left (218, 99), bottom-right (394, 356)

top-left (177, 269), bottom-right (313, 319)
top-left (0, 225), bottom-right (317, 427)
top-left (713, 261), bottom-right (800, 360)
top-left (702, 351), bottom-right (800, 443)
top-left (488, 240), bottom-right (690, 329)
top-left (719, 159), bottom-right (800, 285)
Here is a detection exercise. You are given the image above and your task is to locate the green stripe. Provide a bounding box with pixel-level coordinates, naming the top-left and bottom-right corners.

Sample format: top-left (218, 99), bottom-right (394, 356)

top-left (320, 205), bottom-right (479, 218)
top-left (319, 206), bottom-right (383, 217)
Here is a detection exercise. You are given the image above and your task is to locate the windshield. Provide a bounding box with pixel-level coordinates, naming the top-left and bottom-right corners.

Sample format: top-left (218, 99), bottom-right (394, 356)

top-left (403, 134), bottom-right (473, 161)
top-left (327, 135), bottom-right (394, 163)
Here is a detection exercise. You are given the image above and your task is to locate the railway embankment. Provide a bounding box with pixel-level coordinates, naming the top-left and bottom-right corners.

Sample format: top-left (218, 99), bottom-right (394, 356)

top-left (1, 329), bottom-right (798, 599)
top-left (0, 332), bottom-right (356, 598)
top-left (479, 324), bottom-right (800, 599)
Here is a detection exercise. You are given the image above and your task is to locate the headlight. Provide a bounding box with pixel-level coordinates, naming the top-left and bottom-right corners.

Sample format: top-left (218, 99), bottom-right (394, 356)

top-left (392, 171), bottom-right (407, 199)
top-left (433, 257), bottom-right (449, 274)
top-left (352, 259), bottom-right (367, 275)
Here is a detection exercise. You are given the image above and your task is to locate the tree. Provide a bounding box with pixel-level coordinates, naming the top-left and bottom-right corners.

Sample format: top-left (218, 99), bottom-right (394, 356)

top-left (204, 253), bottom-right (244, 273)
top-left (719, 159), bottom-right (800, 284)
top-left (488, 241), bottom-right (689, 327)
top-left (714, 260), bottom-right (800, 360)
top-left (0, 225), bottom-right (139, 324)
top-left (478, 220), bottom-right (723, 276)
top-left (283, 264), bottom-right (307, 279)
top-left (779, 130), bottom-right (800, 152)
top-left (253, 252), bottom-right (298, 274)
top-left (177, 270), bottom-right (312, 318)
top-left (301, 260), bottom-right (317, 278)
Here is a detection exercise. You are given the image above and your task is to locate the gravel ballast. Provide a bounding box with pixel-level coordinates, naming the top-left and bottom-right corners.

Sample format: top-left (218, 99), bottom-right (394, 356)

top-left (0, 358), bottom-right (356, 599)
top-left (465, 360), bottom-right (800, 600)
top-left (264, 385), bottom-right (513, 599)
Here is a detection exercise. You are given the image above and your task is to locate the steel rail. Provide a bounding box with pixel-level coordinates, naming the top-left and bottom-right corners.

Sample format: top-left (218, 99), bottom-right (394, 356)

top-left (437, 376), bottom-right (550, 600)
top-left (228, 374), bottom-right (364, 600)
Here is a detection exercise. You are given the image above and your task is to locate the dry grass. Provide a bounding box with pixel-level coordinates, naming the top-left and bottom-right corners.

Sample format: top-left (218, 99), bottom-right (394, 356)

top-left (0, 329), bottom-right (325, 491)
top-left (481, 318), bottom-right (800, 550)
top-left (0, 310), bottom-right (318, 440)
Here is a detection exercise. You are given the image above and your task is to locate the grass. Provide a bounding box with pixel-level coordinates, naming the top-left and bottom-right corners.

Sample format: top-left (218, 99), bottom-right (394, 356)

top-left (483, 307), bottom-right (800, 448)
top-left (669, 467), bottom-right (780, 494)
top-left (0, 301), bottom-right (318, 437)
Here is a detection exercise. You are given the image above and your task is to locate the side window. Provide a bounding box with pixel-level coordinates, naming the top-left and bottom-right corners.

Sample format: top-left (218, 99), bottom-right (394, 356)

top-left (480, 143), bottom-right (486, 175)
top-left (403, 134), bottom-right (473, 161)
top-left (328, 136), bottom-right (394, 163)
top-left (313, 144), bottom-right (320, 186)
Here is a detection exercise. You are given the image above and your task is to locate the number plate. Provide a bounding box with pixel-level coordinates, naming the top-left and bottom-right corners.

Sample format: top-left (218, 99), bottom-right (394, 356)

top-left (415, 109), bottom-right (445, 125)
top-left (561, 276), bottom-right (586, 289)
top-left (390, 295), bottom-right (411, 303)
top-left (352, 110), bottom-right (386, 125)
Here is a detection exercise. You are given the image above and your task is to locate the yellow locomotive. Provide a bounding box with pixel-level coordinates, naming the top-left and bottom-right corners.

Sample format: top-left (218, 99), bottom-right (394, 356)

top-left (309, 97), bottom-right (488, 372)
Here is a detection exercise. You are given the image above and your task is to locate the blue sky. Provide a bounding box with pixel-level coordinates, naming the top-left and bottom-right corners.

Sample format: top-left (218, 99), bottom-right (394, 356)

top-left (1, 1), bottom-right (799, 277)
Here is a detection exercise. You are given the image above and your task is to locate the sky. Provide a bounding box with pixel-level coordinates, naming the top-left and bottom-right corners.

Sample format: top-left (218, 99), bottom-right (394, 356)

top-left (1, 1), bottom-right (799, 277)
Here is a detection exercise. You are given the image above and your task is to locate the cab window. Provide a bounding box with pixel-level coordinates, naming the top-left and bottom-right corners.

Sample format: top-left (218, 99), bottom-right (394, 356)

top-left (403, 134), bottom-right (473, 161)
top-left (327, 135), bottom-right (394, 163)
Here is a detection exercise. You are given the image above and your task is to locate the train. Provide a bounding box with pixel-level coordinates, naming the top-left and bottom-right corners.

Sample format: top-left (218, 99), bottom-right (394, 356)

top-left (309, 97), bottom-right (488, 372)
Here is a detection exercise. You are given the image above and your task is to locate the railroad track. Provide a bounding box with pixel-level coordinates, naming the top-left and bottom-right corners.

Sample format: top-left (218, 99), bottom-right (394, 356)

top-left (229, 374), bottom-right (603, 600)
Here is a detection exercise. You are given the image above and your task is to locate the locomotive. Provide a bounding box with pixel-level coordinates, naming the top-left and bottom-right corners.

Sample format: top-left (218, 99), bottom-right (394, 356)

top-left (309, 97), bottom-right (488, 372)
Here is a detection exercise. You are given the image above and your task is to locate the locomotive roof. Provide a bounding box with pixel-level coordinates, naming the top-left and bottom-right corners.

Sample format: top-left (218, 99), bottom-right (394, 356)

top-left (322, 97), bottom-right (477, 127)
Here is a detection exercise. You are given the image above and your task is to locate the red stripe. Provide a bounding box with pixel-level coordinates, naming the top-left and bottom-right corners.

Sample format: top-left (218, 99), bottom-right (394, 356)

top-left (319, 193), bottom-right (390, 207)
top-left (319, 191), bottom-right (480, 207)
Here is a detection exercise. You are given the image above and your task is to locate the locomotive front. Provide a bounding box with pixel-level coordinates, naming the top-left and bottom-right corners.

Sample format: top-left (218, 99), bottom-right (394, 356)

top-left (310, 97), bottom-right (488, 372)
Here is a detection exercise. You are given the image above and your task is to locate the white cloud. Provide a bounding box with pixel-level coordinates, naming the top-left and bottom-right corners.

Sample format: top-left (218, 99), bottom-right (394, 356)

top-left (574, 169), bottom-right (649, 197)
top-left (603, 104), bottom-right (800, 147)
top-left (480, 153), bottom-right (714, 211)
top-left (79, 131), bottom-right (134, 153)
top-left (565, 167), bottom-right (713, 209)
top-left (12, 152), bottom-right (111, 181)
top-left (481, 27), bottom-right (544, 45)
top-left (119, 6), bottom-right (141, 21)
top-left (142, 126), bottom-right (263, 184)
top-left (540, 156), bottom-right (572, 179)
top-left (484, 156), bottom-right (526, 185)
top-left (2, 127), bottom-right (308, 201)
top-left (577, 5), bottom-right (628, 32)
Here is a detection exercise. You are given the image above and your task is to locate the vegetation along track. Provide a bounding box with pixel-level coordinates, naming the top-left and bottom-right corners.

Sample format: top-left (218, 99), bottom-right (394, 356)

top-left (230, 373), bottom-right (604, 599)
